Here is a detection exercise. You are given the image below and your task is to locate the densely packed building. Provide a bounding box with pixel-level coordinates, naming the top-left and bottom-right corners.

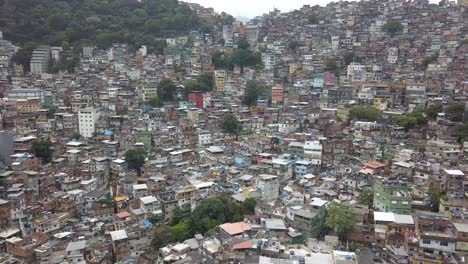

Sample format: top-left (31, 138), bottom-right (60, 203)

top-left (0, 0), bottom-right (467, 263)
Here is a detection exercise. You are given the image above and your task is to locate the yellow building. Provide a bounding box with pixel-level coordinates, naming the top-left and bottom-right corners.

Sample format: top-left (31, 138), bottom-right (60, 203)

top-left (289, 64), bottom-right (300, 75)
top-left (373, 95), bottom-right (393, 111)
top-left (214, 70), bottom-right (226, 92)
top-left (15, 98), bottom-right (41, 112)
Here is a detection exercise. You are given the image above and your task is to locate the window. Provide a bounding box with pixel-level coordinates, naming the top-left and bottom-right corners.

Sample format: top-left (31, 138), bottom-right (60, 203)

top-left (423, 240), bottom-right (431, 244)
top-left (440, 241), bottom-right (448, 246)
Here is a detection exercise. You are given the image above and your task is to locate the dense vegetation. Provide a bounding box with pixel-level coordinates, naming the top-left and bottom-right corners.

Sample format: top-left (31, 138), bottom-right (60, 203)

top-left (212, 38), bottom-right (262, 72)
top-left (152, 197), bottom-right (257, 249)
top-left (31, 140), bottom-right (53, 163)
top-left (243, 80), bottom-right (270, 107)
top-left (125, 149), bottom-right (146, 175)
top-left (6, 0), bottom-right (212, 52)
top-left (348, 106), bottom-right (381, 122)
top-left (392, 111), bottom-right (427, 130)
top-left (326, 202), bottom-right (356, 241)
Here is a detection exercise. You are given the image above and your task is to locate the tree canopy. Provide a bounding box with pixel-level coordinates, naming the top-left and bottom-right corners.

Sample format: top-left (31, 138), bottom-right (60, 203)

top-left (382, 21), bottom-right (404, 37)
top-left (348, 106), bottom-right (381, 122)
top-left (211, 39), bottom-right (262, 72)
top-left (222, 114), bottom-right (242, 135)
top-left (428, 186), bottom-right (445, 212)
top-left (243, 80), bottom-right (270, 107)
top-left (392, 111), bottom-right (427, 130)
top-left (31, 140), bottom-right (53, 163)
top-left (148, 96), bottom-right (163, 108)
top-left (152, 197), bottom-right (246, 247)
top-left (183, 73), bottom-right (213, 96)
top-left (11, 42), bottom-right (37, 72)
top-left (356, 189), bottom-right (373, 207)
top-left (125, 149), bottom-right (146, 175)
top-left (326, 202), bottom-right (356, 241)
top-left (157, 79), bottom-right (178, 102)
top-left (7, 0), bottom-right (212, 53)
top-left (426, 103), bottom-right (442, 120)
top-left (456, 123), bottom-right (468, 142)
top-left (446, 103), bottom-right (464, 122)
top-left (242, 197), bottom-right (257, 215)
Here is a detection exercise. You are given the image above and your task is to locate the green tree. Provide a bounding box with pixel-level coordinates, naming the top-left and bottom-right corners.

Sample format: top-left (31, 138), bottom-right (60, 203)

top-left (172, 221), bottom-right (192, 241)
top-left (147, 214), bottom-right (163, 225)
top-left (428, 186), bottom-right (445, 212)
top-left (356, 189), bottom-right (373, 207)
top-left (288, 41), bottom-right (299, 52)
top-left (348, 106), bottom-right (381, 122)
top-left (446, 103), bottom-right (464, 122)
top-left (11, 42), bottom-right (37, 72)
top-left (326, 202), bottom-right (356, 241)
top-left (427, 103), bottom-right (442, 120)
top-left (308, 15), bottom-right (319, 24)
top-left (189, 198), bottom-right (231, 235)
top-left (237, 38), bottom-right (250, 49)
top-left (44, 103), bottom-right (58, 118)
top-left (392, 111), bottom-right (426, 130)
top-left (222, 114), bottom-right (242, 136)
top-left (242, 197), bottom-right (257, 215)
top-left (243, 80), bottom-right (269, 107)
top-left (152, 225), bottom-right (173, 250)
top-left (183, 73), bottom-right (213, 96)
top-left (456, 123), bottom-right (468, 142)
top-left (231, 49), bottom-right (261, 73)
top-left (148, 96), bottom-right (163, 107)
top-left (171, 205), bottom-right (192, 226)
top-left (324, 59), bottom-right (338, 72)
top-left (343, 52), bottom-right (363, 65)
top-left (125, 149), bottom-right (146, 175)
top-left (8, 0), bottom-right (207, 51)
top-left (157, 79), bottom-right (177, 102)
top-left (212, 51), bottom-right (233, 70)
top-left (31, 140), bottom-right (53, 163)
top-left (382, 21), bottom-right (404, 37)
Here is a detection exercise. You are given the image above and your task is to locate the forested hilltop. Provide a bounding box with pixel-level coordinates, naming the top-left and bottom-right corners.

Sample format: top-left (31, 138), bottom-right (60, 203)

top-left (2, 0), bottom-right (217, 52)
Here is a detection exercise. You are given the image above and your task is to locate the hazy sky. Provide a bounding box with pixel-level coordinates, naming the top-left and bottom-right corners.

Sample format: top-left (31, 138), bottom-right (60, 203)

top-left (186, 0), bottom-right (439, 18)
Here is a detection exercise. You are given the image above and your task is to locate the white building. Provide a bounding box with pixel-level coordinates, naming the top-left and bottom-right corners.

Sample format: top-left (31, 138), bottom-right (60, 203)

top-left (140, 196), bottom-right (159, 215)
top-left (303, 141), bottom-right (323, 166)
top-left (65, 240), bottom-right (86, 264)
top-left (78, 108), bottom-right (100, 138)
top-left (347, 62), bottom-right (366, 82)
top-left (262, 53), bottom-right (276, 70)
top-left (198, 131), bottom-right (212, 146)
top-left (257, 174), bottom-right (279, 202)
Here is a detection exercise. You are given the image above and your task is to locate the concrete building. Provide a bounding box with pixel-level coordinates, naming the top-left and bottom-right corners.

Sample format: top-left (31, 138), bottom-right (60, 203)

top-left (65, 240), bottom-right (86, 264)
top-left (257, 174), bottom-right (279, 202)
top-left (304, 141), bottom-right (322, 166)
top-left (78, 108), bottom-right (99, 138)
top-left (373, 178), bottom-right (411, 214)
top-left (30, 46), bottom-right (51, 75)
top-left (214, 70), bottom-right (226, 92)
top-left (244, 24), bottom-right (259, 44)
top-left (271, 84), bottom-right (284, 104)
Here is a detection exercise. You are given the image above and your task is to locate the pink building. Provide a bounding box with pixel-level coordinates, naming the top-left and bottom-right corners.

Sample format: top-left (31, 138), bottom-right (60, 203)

top-left (271, 84), bottom-right (284, 104)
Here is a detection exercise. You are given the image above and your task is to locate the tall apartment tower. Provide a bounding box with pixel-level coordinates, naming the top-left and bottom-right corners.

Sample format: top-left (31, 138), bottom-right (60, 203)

top-left (30, 46), bottom-right (51, 75)
top-left (78, 108), bottom-right (100, 138)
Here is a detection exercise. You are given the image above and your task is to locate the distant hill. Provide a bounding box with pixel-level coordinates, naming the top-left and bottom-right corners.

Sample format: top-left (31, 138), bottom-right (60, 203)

top-left (1, 0), bottom-right (216, 52)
